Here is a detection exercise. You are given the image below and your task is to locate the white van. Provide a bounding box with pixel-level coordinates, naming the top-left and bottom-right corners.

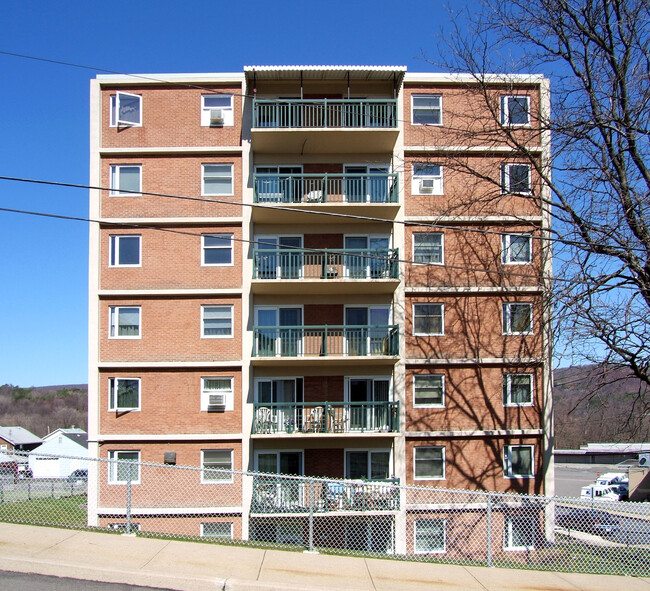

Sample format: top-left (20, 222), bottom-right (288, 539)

top-left (595, 472), bottom-right (628, 486)
top-left (580, 483), bottom-right (626, 501)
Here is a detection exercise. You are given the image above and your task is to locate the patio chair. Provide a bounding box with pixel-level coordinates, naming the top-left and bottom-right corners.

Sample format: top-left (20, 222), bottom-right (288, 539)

top-left (304, 406), bottom-right (324, 432)
top-left (255, 406), bottom-right (273, 434)
top-left (328, 407), bottom-right (347, 432)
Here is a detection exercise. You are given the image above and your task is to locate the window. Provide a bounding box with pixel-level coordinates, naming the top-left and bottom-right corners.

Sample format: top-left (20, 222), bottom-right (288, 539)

top-left (413, 375), bottom-right (445, 407)
top-left (201, 377), bottom-right (234, 411)
top-left (413, 303), bottom-right (444, 335)
top-left (108, 523), bottom-right (141, 532)
top-left (413, 233), bottom-right (443, 264)
top-left (201, 449), bottom-right (233, 483)
top-left (502, 163), bottom-right (531, 194)
top-left (504, 516), bottom-right (535, 550)
top-left (110, 92), bottom-right (142, 127)
top-left (109, 306), bottom-right (141, 338)
top-left (504, 445), bottom-right (534, 478)
top-left (412, 163), bottom-right (443, 195)
top-left (501, 96), bottom-right (530, 126)
top-left (503, 303), bottom-right (533, 334)
top-left (502, 234), bottom-right (531, 264)
top-left (503, 374), bottom-right (533, 406)
top-left (108, 377), bottom-right (140, 411)
top-left (412, 95), bottom-right (442, 125)
top-left (345, 450), bottom-right (391, 480)
top-left (109, 235), bottom-right (141, 267)
top-left (201, 522), bottom-right (233, 539)
top-left (201, 94), bottom-right (234, 126)
top-left (202, 305), bottom-right (233, 338)
top-left (414, 518), bottom-right (446, 554)
top-left (202, 164), bottom-right (233, 195)
top-left (109, 165), bottom-right (141, 196)
top-left (108, 450), bottom-right (140, 484)
top-left (414, 446), bottom-right (445, 480)
top-left (202, 234), bottom-right (233, 266)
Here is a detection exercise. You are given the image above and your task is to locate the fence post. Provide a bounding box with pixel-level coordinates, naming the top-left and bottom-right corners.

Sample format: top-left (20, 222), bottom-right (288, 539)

top-left (0, 480), bottom-right (3, 503)
top-left (308, 479), bottom-right (315, 553)
top-left (28, 479), bottom-right (31, 501)
top-left (486, 492), bottom-right (493, 567)
top-left (125, 473), bottom-right (132, 535)
top-left (51, 479), bottom-right (54, 498)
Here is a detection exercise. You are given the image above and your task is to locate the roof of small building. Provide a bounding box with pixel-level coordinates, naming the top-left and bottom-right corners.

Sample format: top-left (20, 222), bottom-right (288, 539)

top-left (44, 428), bottom-right (88, 449)
top-left (0, 426), bottom-right (42, 446)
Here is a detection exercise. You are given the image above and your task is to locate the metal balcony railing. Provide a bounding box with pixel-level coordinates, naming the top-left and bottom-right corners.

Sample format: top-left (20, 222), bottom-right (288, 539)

top-left (252, 401), bottom-right (400, 435)
top-left (252, 325), bottom-right (399, 358)
top-left (252, 248), bottom-right (399, 280)
top-left (253, 173), bottom-right (399, 204)
top-left (252, 98), bottom-right (398, 129)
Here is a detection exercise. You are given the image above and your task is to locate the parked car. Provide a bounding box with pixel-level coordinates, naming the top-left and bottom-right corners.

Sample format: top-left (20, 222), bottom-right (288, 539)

top-left (580, 483), bottom-right (628, 501)
top-left (66, 469), bottom-right (88, 483)
top-left (556, 507), bottom-right (619, 536)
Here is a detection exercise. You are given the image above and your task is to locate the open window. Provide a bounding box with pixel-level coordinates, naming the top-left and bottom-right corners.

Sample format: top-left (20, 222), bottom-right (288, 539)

top-left (110, 92), bottom-right (142, 127)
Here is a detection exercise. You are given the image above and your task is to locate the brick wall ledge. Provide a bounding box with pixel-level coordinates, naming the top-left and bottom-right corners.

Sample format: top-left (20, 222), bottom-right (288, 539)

top-left (406, 429), bottom-right (544, 438)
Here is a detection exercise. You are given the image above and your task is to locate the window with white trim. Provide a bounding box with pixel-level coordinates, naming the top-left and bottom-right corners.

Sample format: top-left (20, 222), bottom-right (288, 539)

top-left (503, 303), bottom-right (533, 334)
top-left (109, 235), bottom-right (141, 267)
top-left (503, 374), bottom-right (533, 406)
top-left (502, 234), bottom-right (531, 264)
top-left (345, 450), bottom-right (391, 480)
top-left (413, 303), bottom-right (444, 335)
top-left (414, 518), bottom-right (446, 554)
top-left (108, 377), bottom-right (140, 411)
top-left (202, 305), bottom-right (233, 338)
top-left (414, 446), bottom-right (445, 480)
top-left (504, 516), bottom-right (535, 550)
top-left (412, 164), bottom-right (443, 195)
top-left (201, 377), bottom-right (234, 411)
top-left (108, 450), bottom-right (140, 483)
top-left (501, 163), bottom-right (531, 194)
top-left (504, 445), bottom-right (534, 478)
top-left (413, 375), bottom-right (445, 407)
top-left (201, 522), bottom-right (233, 539)
top-left (110, 92), bottom-right (142, 127)
top-left (109, 306), bottom-right (141, 338)
top-left (108, 522), bottom-right (141, 532)
top-left (201, 449), bottom-right (233, 483)
top-left (202, 164), bottom-right (233, 195)
top-left (201, 95), bottom-right (234, 127)
top-left (202, 234), bottom-right (233, 266)
top-left (501, 96), bottom-right (530, 126)
top-left (413, 233), bottom-right (443, 264)
top-left (412, 95), bottom-right (442, 125)
top-left (109, 165), bottom-right (141, 196)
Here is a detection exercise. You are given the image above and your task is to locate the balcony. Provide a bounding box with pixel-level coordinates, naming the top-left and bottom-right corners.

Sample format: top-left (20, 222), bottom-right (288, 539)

top-left (251, 98), bottom-right (399, 154)
top-left (251, 474), bottom-right (400, 515)
top-left (252, 248), bottom-right (399, 295)
top-left (252, 401), bottom-right (400, 435)
top-left (251, 325), bottom-right (399, 366)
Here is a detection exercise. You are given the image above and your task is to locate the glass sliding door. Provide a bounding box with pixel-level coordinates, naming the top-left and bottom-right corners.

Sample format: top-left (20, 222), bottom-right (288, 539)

top-left (256, 308), bottom-right (302, 357)
top-left (344, 235), bottom-right (390, 278)
top-left (345, 236), bottom-right (368, 278)
top-left (345, 307), bottom-right (368, 356)
top-left (344, 165), bottom-right (389, 203)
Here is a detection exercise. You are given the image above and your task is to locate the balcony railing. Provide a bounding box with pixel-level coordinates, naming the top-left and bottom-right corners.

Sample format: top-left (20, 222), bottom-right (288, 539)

top-left (252, 325), bottom-right (399, 358)
top-left (252, 248), bottom-right (399, 281)
top-left (251, 474), bottom-right (400, 514)
top-left (253, 173), bottom-right (399, 204)
top-left (252, 98), bottom-right (398, 129)
top-left (252, 401), bottom-right (400, 435)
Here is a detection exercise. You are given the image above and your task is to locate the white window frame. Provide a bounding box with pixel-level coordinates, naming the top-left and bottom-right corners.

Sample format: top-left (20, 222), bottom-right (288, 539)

top-left (501, 95), bottom-right (531, 127)
top-left (109, 164), bottom-right (142, 196)
top-left (503, 445), bottom-right (535, 479)
top-left (413, 446), bottom-right (446, 481)
top-left (411, 95), bottom-right (442, 126)
top-left (413, 374), bottom-right (445, 408)
top-left (502, 303), bottom-right (533, 335)
top-left (109, 235), bottom-right (141, 268)
top-left (414, 518), bottom-right (446, 554)
top-left (502, 234), bottom-right (532, 264)
top-left (108, 450), bottom-right (140, 484)
top-left (412, 163), bottom-right (443, 195)
top-left (201, 377), bottom-right (234, 412)
top-left (201, 305), bottom-right (234, 339)
top-left (200, 522), bottom-right (234, 539)
top-left (501, 163), bottom-right (532, 195)
top-left (344, 448), bottom-right (392, 480)
top-left (201, 449), bottom-right (234, 484)
top-left (503, 374), bottom-right (534, 407)
top-left (413, 232), bottom-right (444, 265)
top-left (108, 377), bottom-right (141, 412)
top-left (202, 163), bottom-right (234, 196)
top-left (109, 92), bottom-right (142, 127)
top-left (201, 94), bottom-right (234, 127)
top-left (504, 516), bottom-right (535, 551)
top-left (109, 306), bottom-right (141, 339)
top-left (413, 303), bottom-right (444, 336)
top-left (202, 234), bottom-right (234, 266)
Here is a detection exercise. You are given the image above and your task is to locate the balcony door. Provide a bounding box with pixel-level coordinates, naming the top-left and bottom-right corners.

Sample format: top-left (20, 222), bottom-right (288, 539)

top-left (344, 165), bottom-right (389, 203)
top-left (256, 166), bottom-right (302, 203)
top-left (257, 235), bottom-right (302, 279)
top-left (257, 378), bottom-right (303, 432)
top-left (345, 306), bottom-right (390, 356)
top-left (344, 235), bottom-right (390, 278)
top-left (255, 450), bottom-right (304, 511)
top-left (256, 307), bottom-right (303, 357)
top-left (346, 377), bottom-right (391, 431)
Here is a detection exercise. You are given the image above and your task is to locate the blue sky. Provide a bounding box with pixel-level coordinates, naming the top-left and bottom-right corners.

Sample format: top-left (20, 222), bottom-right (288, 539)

top-left (0, 0), bottom-right (487, 386)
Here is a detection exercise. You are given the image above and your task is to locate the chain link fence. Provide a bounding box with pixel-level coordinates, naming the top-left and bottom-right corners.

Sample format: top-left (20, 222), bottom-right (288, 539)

top-left (1, 451), bottom-right (649, 576)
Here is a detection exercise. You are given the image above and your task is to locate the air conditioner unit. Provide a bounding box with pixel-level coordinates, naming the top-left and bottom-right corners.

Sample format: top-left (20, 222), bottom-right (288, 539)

top-left (639, 453), bottom-right (650, 467)
top-left (210, 108), bottom-right (224, 126)
top-left (208, 393), bottom-right (227, 407)
top-left (419, 179), bottom-right (435, 193)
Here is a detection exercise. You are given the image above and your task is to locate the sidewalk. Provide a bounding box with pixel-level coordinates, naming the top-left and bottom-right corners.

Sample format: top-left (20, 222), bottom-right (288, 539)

top-left (0, 523), bottom-right (648, 591)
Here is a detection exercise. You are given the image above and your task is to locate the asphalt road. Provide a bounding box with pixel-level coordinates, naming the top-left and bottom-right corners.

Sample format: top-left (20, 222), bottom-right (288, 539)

top-left (554, 463), bottom-right (617, 497)
top-left (0, 570), bottom-right (179, 591)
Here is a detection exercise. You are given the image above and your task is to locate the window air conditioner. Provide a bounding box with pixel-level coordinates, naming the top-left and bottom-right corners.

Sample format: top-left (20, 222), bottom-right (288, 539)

top-left (419, 179), bottom-right (435, 193)
top-left (210, 109), bottom-right (224, 126)
top-left (639, 453), bottom-right (650, 467)
top-left (208, 393), bottom-right (227, 407)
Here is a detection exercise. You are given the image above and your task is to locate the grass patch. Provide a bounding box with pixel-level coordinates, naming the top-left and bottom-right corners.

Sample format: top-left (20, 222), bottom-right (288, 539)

top-left (0, 495), bottom-right (87, 529)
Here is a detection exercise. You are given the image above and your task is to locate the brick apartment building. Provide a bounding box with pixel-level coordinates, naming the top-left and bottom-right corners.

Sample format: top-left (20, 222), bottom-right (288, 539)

top-left (88, 65), bottom-right (553, 552)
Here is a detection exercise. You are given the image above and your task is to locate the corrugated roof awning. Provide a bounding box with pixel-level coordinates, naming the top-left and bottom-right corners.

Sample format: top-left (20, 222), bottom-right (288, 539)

top-left (244, 65), bottom-right (406, 85)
